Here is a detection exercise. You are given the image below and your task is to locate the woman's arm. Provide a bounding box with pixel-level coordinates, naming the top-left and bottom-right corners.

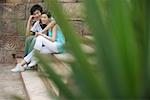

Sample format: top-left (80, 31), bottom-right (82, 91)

top-left (51, 25), bottom-right (57, 42)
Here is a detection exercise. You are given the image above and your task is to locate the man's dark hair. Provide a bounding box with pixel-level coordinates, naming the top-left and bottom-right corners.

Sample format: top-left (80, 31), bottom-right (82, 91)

top-left (30, 4), bottom-right (43, 15)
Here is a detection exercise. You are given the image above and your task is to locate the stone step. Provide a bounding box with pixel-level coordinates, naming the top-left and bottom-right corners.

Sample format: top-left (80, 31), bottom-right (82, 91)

top-left (21, 70), bottom-right (54, 100)
top-left (17, 57), bottom-right (56, 99)
top-left (53, 52), bottom-right (75, 63)
top-left (0, 64), bottom-right (27, 100)
top-left (38, 55), bottom-right (72, 97)
top-left (84, 35), bottom-right (94, 42)
top-left (53, 43), bottom-right (95, 62)
top-left (82, 35), bottom-right (95, 46)
top-left (81, 43), bottom-right (95, 54)
top-left (18, 36), bottom-right (95, 99)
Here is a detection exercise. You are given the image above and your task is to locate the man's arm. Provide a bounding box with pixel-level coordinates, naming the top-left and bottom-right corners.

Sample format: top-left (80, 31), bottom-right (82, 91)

top-left (26, 15), bottom-right (34, 36)
top-left (41, 20), bottom-right (56, 34)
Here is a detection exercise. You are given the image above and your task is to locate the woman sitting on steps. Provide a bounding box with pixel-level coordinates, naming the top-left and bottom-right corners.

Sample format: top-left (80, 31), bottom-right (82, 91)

top-left (11, 12), bottom-right (65, 72)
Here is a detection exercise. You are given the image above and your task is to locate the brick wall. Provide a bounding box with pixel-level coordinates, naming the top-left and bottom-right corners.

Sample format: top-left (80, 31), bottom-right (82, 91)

top-left (0, 0), bottom-right (88, 63)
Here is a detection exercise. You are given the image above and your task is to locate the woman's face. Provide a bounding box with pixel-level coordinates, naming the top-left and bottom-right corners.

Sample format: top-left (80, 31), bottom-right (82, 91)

top-left (33, 10), bottom-right (42, 20)
top-left (41, 14), bottom-right (49, 25)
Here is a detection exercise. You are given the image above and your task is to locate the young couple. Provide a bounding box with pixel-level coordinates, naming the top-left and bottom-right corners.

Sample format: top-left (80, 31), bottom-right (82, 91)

top-left (11, 4), bottom-right (65, 72)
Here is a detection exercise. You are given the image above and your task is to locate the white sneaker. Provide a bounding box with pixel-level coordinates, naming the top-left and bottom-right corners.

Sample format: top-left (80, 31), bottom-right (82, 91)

top-left (11, 64), bottom-right (25, 72)
top-left (28, 60), bottom-right (37, 67)
top-left (23, 64), bottom-right (33, 70)
top-left (23, 64), bottom-right (27, 69)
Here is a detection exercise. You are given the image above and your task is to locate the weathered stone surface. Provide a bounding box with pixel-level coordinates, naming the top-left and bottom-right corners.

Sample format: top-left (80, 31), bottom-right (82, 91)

top-left (30, 0), bottom-right (43, 3)
top-left (14, 4), bottom-right (26, 19)
top-left (69, 20), bottom-right (90, 35)
top-left (0, 35), bottom-right (24, 63)
top-left (70, 20), bottom-right (84, 35)
top-left (58, 0), bottom-right (77, 3)
top-left (0, 3), bottom-right (15, 19)
top-left (0, 20), bottom-right (17, 35)
top-left (0, 0), bottom-right (6, 3)
top-left (61, 3), bottom-right (84, 19)
top-left (0, 64), bottom-right (27, 99)
top-left (0, 49), bottom-right (16, 64)
top-left (0, 19), bottom-right (26, 36)
top-left (83, 24), bottom-right (91, 35)
top-left (6, 0), bottom-right (26, 3)
top-left (0, 3), bottom-right (26, 19)
top-left (21, 71), bottom-right (52, 100)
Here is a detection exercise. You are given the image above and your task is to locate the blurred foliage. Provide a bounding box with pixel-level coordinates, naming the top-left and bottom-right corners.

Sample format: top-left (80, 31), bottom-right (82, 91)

top-left (35, 0), bottom-right (150, 99)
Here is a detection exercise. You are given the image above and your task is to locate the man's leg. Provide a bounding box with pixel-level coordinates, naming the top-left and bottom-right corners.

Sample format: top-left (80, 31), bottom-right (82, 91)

top-left (24, 35), bottom-right (35, 57)
top-left (28, 37), bottom-right (36, 54)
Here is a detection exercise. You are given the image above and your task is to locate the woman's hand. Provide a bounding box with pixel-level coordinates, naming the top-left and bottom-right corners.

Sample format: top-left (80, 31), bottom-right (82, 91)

top-left (35, 32), bottom-right (42, 37)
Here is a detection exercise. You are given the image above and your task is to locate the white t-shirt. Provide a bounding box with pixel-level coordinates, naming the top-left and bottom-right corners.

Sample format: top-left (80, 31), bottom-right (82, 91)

top-left (31, 21), bottom-right (43, 32)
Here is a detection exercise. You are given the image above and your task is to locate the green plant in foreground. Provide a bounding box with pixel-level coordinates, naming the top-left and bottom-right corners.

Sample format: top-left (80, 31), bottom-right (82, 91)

top-left (36, 0), bottom-right (150, 99)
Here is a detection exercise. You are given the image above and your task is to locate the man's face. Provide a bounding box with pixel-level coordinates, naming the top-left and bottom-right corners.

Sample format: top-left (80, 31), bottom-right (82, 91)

top-left (33, 10), bottom-right (42, 20)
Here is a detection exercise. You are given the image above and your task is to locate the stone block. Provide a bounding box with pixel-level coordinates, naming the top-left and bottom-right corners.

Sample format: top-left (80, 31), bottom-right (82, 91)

top-left (0, 0), bottom-right (6, 3)
top-left (83, 24), bottom-right (91, 35)
top-left (0, 35), bottom-right (24, 63)
top-left (6, 0), bottom-right (26, 3)
top-left (0, 48), bottom-right (16, 63)
top-left (0, 19), bottom-right (17, 35)
top-left (0, 3), bottom-right (15, 19)
top-left (0, 19), bottom-right (26, 36)
top-left (61, 3), bottom-right (84, 19)
top-left (69, 20), bottom-right (84, 35)
top-left (58, 0), bottom-right (77, 3)
top-left (0, 3), bottom-right (26, 19)
top-left (30, 0), bottom-right (43, 3)
top-left (14, 4), bottom-right (26, 19)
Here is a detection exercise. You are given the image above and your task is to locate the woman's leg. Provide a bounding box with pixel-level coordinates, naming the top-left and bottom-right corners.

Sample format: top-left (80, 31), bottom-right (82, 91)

top-left (24, 50), bottom-right (34, 63)
top-left (11, 50), bottom-right (35, 72)
top-left (34, 36), bottom-right (59, 53)
top-left (28, 36), bottom-right (59, 67)
top-left (24, 50), bottom-right (37, 67)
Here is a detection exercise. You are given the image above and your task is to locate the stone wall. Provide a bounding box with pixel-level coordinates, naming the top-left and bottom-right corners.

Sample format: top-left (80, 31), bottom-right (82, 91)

top-left (58, 0), bottom-right (90, 35)
top-left (0, 0), bottom-right (87, 63)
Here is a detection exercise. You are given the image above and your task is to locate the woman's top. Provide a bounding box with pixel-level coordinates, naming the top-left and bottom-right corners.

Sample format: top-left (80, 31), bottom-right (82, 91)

top-left (48, 25), bottom-right (65, 53)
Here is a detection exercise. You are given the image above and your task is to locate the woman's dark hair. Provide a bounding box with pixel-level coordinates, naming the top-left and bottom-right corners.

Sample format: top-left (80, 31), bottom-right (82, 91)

top-left (30, 4), bottom-right (43, 15)
top-left (39, 11), bottom-right (52, 35)
top-left (42, 11), bottom-right (52, 18)
top-left (39, 11), bottom-right (51, 29)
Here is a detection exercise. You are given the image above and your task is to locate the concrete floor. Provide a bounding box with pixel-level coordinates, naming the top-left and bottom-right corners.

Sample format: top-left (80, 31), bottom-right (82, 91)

top-left (0, 64), bottom-right (27, 100)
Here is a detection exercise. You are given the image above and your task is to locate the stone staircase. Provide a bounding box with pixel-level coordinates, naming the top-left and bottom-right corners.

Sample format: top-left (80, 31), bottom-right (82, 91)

top-left (20, 35), bottom-right (95, 100)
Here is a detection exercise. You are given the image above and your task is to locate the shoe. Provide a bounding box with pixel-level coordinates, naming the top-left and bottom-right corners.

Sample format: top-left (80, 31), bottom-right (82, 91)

top-left (23, 64), bottom-right (33, 70)
top-left (11, 64), bottom-right (25, 72)
top-left (28, 60), bottom-right (37, 67)
top-left (23, 64), bottom-right (27, 69)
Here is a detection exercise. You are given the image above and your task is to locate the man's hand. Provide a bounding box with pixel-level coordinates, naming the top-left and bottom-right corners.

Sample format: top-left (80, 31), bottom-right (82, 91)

top-left (26, 15), bottom-right (35, 36)
top-left (28, 15), bottom-right (35, 22)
